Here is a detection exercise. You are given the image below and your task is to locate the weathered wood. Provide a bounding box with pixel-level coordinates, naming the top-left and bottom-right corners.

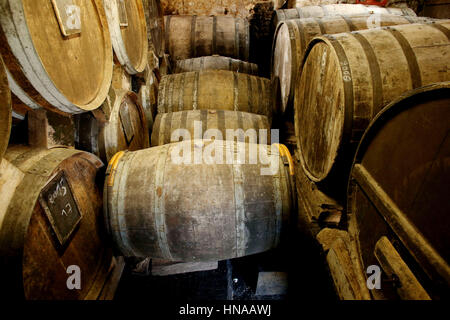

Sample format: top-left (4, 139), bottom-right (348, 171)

top-left (76, 89), bottom-right (149, 163)
top-left (142, 0), bottom-right (165, 57)
top-left (104, 0), bottom-right (148, 74)
top-left (173, 56), bottom-right (259, 75)
top-left (421, 0), bottom-right (450, 19)
top-left (348, 82), bottom-right (450, 299)
top-left (0, 146), bottom-right (113, 299)
top-left (152, 261), bottom-right (219, 276)
top-left (288, 0), bottom-right (350, 8)
top-left (158, 70), bottom-right (273, 118)
top-left (164, 15), bottom-right (250, 61)
top-left (138, 82), bottom-right (158, 132)
top-left (272, 14), bottom-right (433, 114)
top-left (97, 256), bottom-right (125, 300)
top-left (0, 0), bottom-right (113, 114)
top-left (159, 53), bottom-right (172, 76)
top-left (152, 110), bottom-right (271, 146)
top-left (111, 61), bottom-right (132, 91)
top-left (0, 56), bottom-right (12, 159)
top-left (295, 21), bottom-right (450, 185)
top-left (104, 140), bottom-right (294, 261)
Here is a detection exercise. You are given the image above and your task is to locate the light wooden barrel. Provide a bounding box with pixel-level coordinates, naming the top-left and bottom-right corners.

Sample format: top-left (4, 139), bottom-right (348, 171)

top-left (272, 14), bottom-right (433, 114)
top-left (0, 0), bottom-right (113, 115)
top-left (151, 110), bottom-right (271, 146)
top-left (173, 56), bottom-right (259, 75)
top-left (76, 89), bottom-right (149, 163)
top-left (0, 146), bottom-right (113, 299)
top-left (295, 21), bottom-right (450, 185)
top-left (142, 0), bottom-right (165, 57)
top-left (158, 70), bottom-right (273, 118)
top-left (0, 56), bottom-right (12, 159)
top-left (104, 0), bottom-right (148, 74)
top-left (348, 83), bottom-right (450, 300)
top-left (272, 4), bottom-right (417, 28)
top-left (164, 15), bottom-right (250, 61)
top-left (104, 140), bottom-right (294, 261)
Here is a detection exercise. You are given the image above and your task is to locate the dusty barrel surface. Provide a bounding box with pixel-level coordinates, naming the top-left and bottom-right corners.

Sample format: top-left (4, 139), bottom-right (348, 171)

top-left (105, 140), bottom-right (293, 261)
top-left (76, 89), bottom-right (149, 163)
top-left (158, 70), bottom-right (273, 118)
top-left (164, 15), bottom-right (250, 61)
top-left (142, 0), bottom-right (165, 57)
top-left (0, 146), bottom-right (112, 300)
top-left (173, 56), bottom-right (259, 75)
top-left (294, 21), bottom-right (450, 184)
top-left (272, 14), bottom-right (433, 114)
top-left (0, 56), bottom-right (11, 159)
top-left (348, 83), bottom-right (450, 300)
top-left (151, 110), bottom-right (271, 146)
top-left (0, 0), bottom-right (113, 115)
top-left (288, 0), bottom-right (351, 7)
top-left (104, 0), bottom-right (148, 74)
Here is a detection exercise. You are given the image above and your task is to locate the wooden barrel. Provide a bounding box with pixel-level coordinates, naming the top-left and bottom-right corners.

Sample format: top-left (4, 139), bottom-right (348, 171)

top-left (272, 14), bottom-right (433, 114)
top-left (104, 140), bottom-right (293, 261)
top-left (151, 110), bottom-right (271, 146)
top-left (422, 0), bottom-right (450, 19)
top-left (295, 21), bottom-right (450, 185)
top-left (173, 56), bottom-right (259, 75)
top-left (143, 0), bottom-right (165, 57)
top-left (288, 0), bottom-right (350, 7)
top-left (76, 89), bottom-right (149, 163)
top-left (0, 56), bottom-right (12, 159)
top-left (272, 4), bottom-right (417, 28)
top-left (0, 146), bottom-right (113, 299)
top-left (138, 81), bottom-right (158, 132)
top-left (0, 0), bottom-right (113, 114)
top-left (104, 0), bottom-right (148, 74)
top-left (158, 70), bottom-right (273, 118)
top-left (348, 82), bottom-right (450, 300)
top-left (164, 15), bottom-right (250, 61)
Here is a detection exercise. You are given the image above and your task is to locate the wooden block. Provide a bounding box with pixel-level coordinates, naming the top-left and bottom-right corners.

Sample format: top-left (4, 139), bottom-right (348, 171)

top-left (255, 272), bottom-right (288, 297)
top-left (316, 228), bottom-right (350, 252)
top-left (98, 256), bottom-right (126, 300)
top-left (152, 261), bottom-right (219, 276)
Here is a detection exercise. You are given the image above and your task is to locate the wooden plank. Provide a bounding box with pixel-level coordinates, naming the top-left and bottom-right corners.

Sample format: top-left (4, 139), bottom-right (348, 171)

top-left (152, 261), bottom-right (219, 276)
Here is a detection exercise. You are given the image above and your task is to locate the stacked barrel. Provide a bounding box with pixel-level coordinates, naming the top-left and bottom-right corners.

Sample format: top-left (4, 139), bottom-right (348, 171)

top-left (271, 0), bottom-right (449, 299)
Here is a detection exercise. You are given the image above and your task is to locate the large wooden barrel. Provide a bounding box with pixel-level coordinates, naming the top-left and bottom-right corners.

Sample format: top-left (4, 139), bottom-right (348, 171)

top-left (76, 89), bottom-right (149, 163)
top-left (0, 0), bottom-right (113, 115)
top-left (142, 0), bottom-right (165, 57)
top-left (295, 21), bottom-right (450, 186)
top-left (272, 14), bottom-right (432, 114)
top-left (164, 15), bottom-right (250, 61)
top-left (272, 4), bottom-right (417, 28)
top-left (348, 82), bottom-right (450, 300)
top-left (173, 56), bottom-right (259, 75)
top-left (104, 140), bottom-right (294, 261)
top-left (151, 110), bottom-right (271, 146)
top-left (0, 146), bottom-right (113, 299)
top-left (158, 70), bottom-right (273, 118)
top-left (0, 56), bottom-right (12, 159)
top-left (104, 0), bottom-right (148, 74)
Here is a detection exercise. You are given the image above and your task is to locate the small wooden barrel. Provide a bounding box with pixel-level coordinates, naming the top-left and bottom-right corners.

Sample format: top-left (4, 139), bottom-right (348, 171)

top-left (0, 56), bottom-right (12, 159)
top-left (348, 82), bottom-right (450, 300)
top-left (104, 0), bottom-right (148, 74)
top-left (0, 146), bottom-right (113, 299)
top-left (105, 140), bottom-right (293, 261)
top-left (76, 89), bottom-right (149, 163)
top-left (164, 15), bottom-right (250, 61)
top-left (173, 56), bottom-right (259, 75)
top-left (0, 0), bottom-right (113, 114)
top-left (295, 21), bottom-right (450, 185)
top-left (151, 110), bottom-right (271, 146)
top-left (142, 0), bottom-right (165, 57)
top-left (272, 4), bottom-right (417, 28)
top-left (272, 14), bottom-right (433, 114)
top-left (158, 70), bottom-right (273, 118)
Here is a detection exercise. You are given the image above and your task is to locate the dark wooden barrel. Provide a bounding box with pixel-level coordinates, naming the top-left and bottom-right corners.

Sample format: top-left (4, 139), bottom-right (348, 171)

top-left (142, 0), bottom-right (165, 57)
top-left (348, 82), bottom-right (450, 300)
top-left (164, 15), bottom-right (250, 61)
top-left (295, 21), bottom-right (450, 185)
top-left (151, 110), bottom-right (271, 146)
top-left (272, 14), bottom-right (433, 114)
top-left (0, 146), bottom-right (113, 299)
top-left (173, 56), bottom-right (259, 75)
top-left (104, 0), bottom-right (148, 74)
top-left (272, 4), bottom-right (417, 28)
top-left (158, 70), bottom-right (273, 118)
top-left (0, 0), bottom-right (113, 115)
top-left (104, 140), bottom-right (294, 261)
top-left (0, 56), bottom-right (12, 159)
top-left (422, 0), bottom-right (450, 19)
top-left (76, 89), bottom-right (149, 163)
